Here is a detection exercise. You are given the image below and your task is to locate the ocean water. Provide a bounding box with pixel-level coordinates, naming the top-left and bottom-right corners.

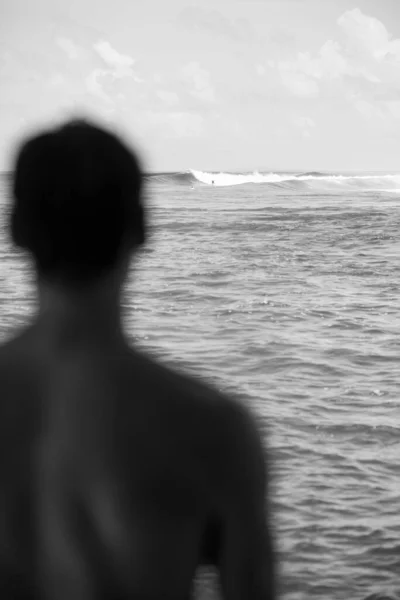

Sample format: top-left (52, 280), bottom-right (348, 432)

top-left (0, 170), bottom-right (400, 599)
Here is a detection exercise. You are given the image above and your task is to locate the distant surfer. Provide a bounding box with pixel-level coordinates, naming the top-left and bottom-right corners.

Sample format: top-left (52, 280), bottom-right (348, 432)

top-left (211, 179), bottom-right (214, 185)
top-left (0, 119), bottom-right (275, 599)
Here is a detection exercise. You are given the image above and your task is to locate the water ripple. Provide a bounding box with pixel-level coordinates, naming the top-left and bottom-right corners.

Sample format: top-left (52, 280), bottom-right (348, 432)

top-left (1, 179), bottom-right (399, 599)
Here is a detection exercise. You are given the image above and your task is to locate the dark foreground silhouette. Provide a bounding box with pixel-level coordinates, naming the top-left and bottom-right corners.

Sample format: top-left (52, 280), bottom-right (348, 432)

top-left (0, 120), bottom-right (275, 599)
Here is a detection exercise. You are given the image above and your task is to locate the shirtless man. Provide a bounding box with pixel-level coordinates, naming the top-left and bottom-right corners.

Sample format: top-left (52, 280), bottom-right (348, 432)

top-left (0, 120), bottom-right (276, 599)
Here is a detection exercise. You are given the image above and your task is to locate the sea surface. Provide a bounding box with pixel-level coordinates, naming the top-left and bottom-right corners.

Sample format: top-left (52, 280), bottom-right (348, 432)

top-left (0, 169), bottom-right (400, 600)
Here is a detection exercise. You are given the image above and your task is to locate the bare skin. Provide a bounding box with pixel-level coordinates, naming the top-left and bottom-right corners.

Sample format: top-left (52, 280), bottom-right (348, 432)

top-left (0, 265), bottom-right (275, 600)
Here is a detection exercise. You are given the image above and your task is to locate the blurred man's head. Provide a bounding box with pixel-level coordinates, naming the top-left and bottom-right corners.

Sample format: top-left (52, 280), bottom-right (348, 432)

top-left (11, 119), bottom-right (145, 287)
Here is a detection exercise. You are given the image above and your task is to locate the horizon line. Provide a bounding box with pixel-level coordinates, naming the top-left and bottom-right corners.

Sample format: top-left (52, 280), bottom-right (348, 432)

top-left (145, 168), bottom-right (400, 175)
top-left (1, 168), bottom-right (400, 177)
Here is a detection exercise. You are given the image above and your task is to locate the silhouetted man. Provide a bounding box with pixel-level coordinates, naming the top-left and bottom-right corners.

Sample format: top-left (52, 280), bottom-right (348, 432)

top-left (0, 119), bottom-right (276, 599)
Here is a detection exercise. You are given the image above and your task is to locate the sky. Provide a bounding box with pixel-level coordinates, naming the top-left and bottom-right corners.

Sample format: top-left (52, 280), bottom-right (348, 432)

top-left (1, 0), bottom-right (400, 172)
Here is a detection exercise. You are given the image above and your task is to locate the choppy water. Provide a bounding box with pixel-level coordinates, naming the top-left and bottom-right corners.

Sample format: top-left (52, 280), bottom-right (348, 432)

top-left (0, 173), bottom-right (399, 600)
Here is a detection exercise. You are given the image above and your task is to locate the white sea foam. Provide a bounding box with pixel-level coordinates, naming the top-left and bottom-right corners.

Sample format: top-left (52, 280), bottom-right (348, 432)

top-left (189, 169), bottom-right (400, 189)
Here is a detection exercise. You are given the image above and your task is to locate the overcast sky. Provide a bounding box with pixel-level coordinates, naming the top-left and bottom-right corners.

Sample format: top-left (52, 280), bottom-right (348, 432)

top-left (1, 0), bottom-right (400, 172)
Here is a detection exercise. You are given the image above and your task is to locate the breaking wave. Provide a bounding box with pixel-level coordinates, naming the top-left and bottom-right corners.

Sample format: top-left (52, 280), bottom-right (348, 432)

top-left (146, 169), bottom-right (400, 192)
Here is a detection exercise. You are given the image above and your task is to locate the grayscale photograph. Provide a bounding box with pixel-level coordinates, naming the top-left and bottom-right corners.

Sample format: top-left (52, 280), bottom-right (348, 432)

top-left (0, 0), bottom-right (399, 599)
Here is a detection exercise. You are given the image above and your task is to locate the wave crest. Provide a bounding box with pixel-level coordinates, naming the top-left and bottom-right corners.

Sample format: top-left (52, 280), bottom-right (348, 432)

top-left (146, 169), bottom-right (400, 192)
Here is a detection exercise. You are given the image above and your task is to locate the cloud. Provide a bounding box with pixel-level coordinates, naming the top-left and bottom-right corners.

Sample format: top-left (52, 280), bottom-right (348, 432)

top-left (84, 39), bottom-right (143, 106)
top-left (301, 41), bottom-right (349, 79)
top-left (272, 7), bottom-right (400, 124)
top-left (337, 8), bottom-right (400, 61)
top-left (85, 68), bottom-right (112, 103)
top-left (56, 37), bottom-right (81, 60)
top-left (181, 62), bottom-right (215, 103)
top-left (278, 64), bottom-right (319, 97)
top-left (277, 38), bottom-right (378, 93)
top-left (177, 6), bottom-right (253, 42)
top-left (93, 40), bottom-right (138, 79)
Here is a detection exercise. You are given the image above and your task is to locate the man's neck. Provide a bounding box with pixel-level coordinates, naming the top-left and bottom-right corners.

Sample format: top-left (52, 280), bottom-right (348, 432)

top-left (36, 270), bottom-right (127, 346)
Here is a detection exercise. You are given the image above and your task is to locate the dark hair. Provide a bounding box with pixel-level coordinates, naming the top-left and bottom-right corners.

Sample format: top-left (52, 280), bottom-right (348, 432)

top-left (11, 119), bottom-right (145, 284)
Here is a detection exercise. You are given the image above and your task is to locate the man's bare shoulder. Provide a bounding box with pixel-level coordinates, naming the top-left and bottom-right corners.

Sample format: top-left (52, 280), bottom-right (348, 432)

top-left (127, 348), bottom-right (263, 457)
top-left (0, 327), bottom-right (32, 371)
top-left (0, 327), bottom-right (41, 437)
top-left (129, 348), bottom-right (226, 405)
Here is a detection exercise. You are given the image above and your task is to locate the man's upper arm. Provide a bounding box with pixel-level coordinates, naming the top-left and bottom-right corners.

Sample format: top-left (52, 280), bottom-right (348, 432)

top-left (217, 400), bottom-right (275, 600)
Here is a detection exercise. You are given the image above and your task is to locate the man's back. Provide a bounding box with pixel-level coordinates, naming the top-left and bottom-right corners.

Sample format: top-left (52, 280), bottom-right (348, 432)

top-left (0, 323), bottom-right (275, 600)
top-left (1, 117), bottom-right (275, 599)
